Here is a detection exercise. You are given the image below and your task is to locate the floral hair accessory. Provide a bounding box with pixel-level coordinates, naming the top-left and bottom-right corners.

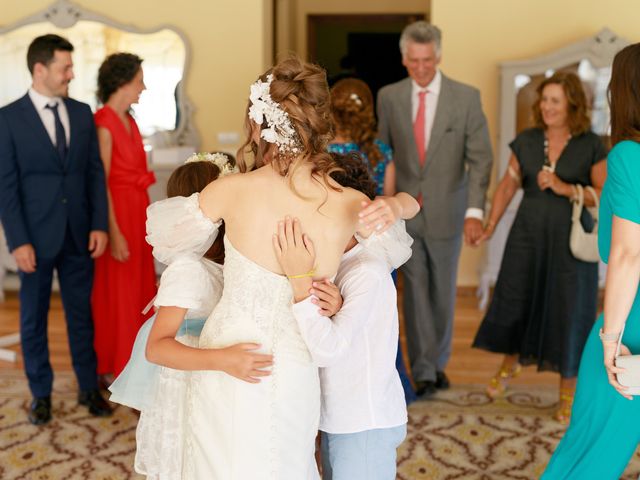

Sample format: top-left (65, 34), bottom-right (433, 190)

top-left (349, 93), bottom-right (363, 106)
top-left (184, 152), bottom-right (239, 177)
top-left (248, 74), bottom-right (301, 155)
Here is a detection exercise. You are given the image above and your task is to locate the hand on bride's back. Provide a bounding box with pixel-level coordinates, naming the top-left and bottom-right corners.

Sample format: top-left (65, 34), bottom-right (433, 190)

top-left (217, 343), bottom-right (273, 384)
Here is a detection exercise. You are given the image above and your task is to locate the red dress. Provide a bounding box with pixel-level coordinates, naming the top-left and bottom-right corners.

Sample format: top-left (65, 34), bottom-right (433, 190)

top-left (92, 106), bottom-right (157, 377)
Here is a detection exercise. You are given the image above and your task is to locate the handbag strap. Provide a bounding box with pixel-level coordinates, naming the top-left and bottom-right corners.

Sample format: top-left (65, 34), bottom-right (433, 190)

top-left (615, 322), bottom-right (627, 358)
top-left (572, 184), bottom-right (584, 221)
top-left (584, 185), bottom-right (599, 220)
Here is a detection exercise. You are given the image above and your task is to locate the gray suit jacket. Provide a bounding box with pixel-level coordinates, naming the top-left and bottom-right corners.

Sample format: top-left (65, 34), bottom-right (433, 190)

top-left (377, 75), bottom-right (493, 239)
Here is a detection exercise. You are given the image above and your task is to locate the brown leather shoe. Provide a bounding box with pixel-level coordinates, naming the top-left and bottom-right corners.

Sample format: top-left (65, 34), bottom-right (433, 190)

top-left (78, 390), bottom-right (112, 417)
top-left (28, 396), bottom-right (52, 425)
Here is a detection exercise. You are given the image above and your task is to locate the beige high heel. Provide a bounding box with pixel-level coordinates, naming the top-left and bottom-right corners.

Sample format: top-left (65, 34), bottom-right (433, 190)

top-left (553, 389), bottom-right (574, 425)
top-left (486, 363), bottom-right (522, 399)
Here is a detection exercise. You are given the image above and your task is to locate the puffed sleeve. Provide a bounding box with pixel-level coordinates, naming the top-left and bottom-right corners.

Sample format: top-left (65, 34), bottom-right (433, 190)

top-left (154, 257), bottom-right (215, 318)
top-left (606, 142), bottom-right (640, 224)
top-left (355, 220), bottom-right (413, 271)
top-left (146, 192), bottom-right (221, 264)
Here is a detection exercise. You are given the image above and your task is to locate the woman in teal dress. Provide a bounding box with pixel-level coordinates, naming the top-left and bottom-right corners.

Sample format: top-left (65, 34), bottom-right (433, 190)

top-left (543, 43), bottom-right (640, 479)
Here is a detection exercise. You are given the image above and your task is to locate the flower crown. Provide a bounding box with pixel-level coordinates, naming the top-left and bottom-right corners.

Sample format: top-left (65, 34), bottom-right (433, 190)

top-left (184, 152), bottom-right (239, 177)
top-left (248, 74), bottom-right (301, 155)
top-left (349, 93), bottom-right (363, 106)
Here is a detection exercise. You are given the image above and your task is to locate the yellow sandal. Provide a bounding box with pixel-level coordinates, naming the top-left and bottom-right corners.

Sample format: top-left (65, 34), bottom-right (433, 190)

top-left (554, 390), bottom-right (574, 425)
top-left (486, 363), bottom-right (522, 399)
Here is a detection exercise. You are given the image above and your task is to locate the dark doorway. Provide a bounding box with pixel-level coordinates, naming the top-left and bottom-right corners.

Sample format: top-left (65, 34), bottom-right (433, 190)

top-left (308, 13), bottom-right (427, 101)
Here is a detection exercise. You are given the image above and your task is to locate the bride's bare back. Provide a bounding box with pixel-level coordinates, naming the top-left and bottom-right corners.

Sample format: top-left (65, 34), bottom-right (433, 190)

top-left (199, 56), bottom-right (366, 277)
top-left (199, 162), bottom-right (366, 278)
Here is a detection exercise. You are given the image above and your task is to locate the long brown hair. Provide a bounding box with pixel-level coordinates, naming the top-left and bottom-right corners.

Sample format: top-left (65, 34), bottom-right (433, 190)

top-left (609, 43), bottom-right (640, 146)
top-left (236, 57), bottom-right (343, 196)
top-left (330, 78), bottom-right (383, 169)
top-left (166, 156), bottom-right (236, 264)
top-left (532, 71), bottom-right (591, 135)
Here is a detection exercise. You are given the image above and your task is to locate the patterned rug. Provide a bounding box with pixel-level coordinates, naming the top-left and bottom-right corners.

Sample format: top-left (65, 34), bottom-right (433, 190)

top-left (1, 371), bottom-right (638, 479)
top-left (398, 388), bottom-right (640, 480)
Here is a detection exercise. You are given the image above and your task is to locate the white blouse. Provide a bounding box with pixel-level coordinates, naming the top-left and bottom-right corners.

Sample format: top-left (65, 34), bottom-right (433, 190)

top-left (292, 221), bottom-right (412, 434)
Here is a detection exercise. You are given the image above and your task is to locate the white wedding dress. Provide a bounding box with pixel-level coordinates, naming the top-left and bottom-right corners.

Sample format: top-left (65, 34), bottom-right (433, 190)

top-left (142, 193), bottom-right (321, 480)
top-left (186, 235), bottom-right (321, 479)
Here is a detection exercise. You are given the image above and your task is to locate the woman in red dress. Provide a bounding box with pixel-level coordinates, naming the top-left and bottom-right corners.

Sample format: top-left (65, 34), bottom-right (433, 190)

top-left (92, 53), bottom-right (156, 380)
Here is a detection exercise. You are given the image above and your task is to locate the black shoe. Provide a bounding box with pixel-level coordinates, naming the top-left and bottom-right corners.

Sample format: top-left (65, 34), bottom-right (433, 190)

top-left (78, 389), bottom-right (113, 417)
top-left (28, 396), bottom-right (52, 425)
top-left (415, 380), bottom-right (437, 399)
top-left (435, 371), bottom-right (450, 390)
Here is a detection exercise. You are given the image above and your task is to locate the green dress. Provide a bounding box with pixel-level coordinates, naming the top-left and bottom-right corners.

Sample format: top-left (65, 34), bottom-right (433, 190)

top-left (542, 140), bottom-right (640, 479)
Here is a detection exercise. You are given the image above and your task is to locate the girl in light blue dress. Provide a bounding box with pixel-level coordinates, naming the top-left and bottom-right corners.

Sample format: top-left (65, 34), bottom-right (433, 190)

top-left (109, 154), bottom-right (234, 411)
top-left (109, 155), bottom-right (274, 477)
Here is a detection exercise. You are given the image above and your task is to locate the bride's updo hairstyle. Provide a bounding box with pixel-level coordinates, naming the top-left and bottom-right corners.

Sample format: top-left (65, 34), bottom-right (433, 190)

top-left (237, 57), bottom-right (342, 192)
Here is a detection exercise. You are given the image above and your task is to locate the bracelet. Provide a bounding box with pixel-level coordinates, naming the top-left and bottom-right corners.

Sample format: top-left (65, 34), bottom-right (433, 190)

top-left (598, 328), bottom-right (621, 343)
top-left (287, 269), bottom-right (316, 280)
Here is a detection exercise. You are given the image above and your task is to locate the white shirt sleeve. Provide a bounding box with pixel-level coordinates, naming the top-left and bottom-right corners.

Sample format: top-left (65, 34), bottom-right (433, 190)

top-left (291, 268), bottom-right (383, 367)
top-left (355, 220), bottom-right (413, 270)
top-left (464, 207), bottom-right (484, 220)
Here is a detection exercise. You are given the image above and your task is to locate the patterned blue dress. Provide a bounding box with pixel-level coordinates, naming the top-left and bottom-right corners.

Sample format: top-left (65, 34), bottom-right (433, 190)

top-left (328, 139), bottom-right (417, 405)
top-left (542, 140), bottom-right (640, 479)
top-left (328, 139), bottom-right (393, 195)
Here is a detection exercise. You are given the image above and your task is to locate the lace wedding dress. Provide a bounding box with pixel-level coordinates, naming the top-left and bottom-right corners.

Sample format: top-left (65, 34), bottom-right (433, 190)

top-left (139, 193), bottom-right (321, 479)
top-left (186, 235), bottom-right (321, 479)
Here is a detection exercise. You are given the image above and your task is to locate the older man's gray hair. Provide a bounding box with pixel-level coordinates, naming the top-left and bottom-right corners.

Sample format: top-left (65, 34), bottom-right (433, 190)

top-left (399, 21), bottom-right (442, 57)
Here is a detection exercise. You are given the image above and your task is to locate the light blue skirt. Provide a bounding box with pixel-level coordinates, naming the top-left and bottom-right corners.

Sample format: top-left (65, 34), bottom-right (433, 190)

top-left (108, 315), bottom-right (207, 411)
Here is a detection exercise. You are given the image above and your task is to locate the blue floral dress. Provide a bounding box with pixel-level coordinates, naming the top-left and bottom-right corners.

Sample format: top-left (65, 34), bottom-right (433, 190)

top-left (328, 139), bottom-right (393, 195)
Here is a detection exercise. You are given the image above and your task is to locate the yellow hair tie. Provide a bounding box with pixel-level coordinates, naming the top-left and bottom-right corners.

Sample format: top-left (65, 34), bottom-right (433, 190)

top-left (287, 269), bottom-right (316, 280)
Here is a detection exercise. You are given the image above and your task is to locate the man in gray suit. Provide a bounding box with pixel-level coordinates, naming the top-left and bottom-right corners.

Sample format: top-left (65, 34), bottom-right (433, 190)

top-left (377, 21), bottom-right (493, 397)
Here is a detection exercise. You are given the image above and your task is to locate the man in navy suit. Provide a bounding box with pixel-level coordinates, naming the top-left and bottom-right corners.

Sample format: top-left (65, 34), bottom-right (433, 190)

top-left (0, 34), bottom-right (112, 424)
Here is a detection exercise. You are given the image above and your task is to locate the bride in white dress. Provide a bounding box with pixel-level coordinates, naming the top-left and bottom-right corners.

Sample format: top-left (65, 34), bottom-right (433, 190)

top-left (146, 57), bottom-right (370, 479)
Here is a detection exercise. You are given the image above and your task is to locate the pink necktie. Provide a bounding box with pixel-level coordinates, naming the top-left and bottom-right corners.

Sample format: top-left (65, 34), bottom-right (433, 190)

top-left (414, 91), bottom-right (427, 167)
top-left (414, 91), bottom-right (427, 207)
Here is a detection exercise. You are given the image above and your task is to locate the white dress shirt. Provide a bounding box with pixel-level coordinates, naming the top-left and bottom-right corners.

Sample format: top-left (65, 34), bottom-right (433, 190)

top-left (291, 223), bottom-right (412, 434)
top-left (411, 71), bottom-right (483, 220)
top-left (28, 87), bottom-right (71, 148)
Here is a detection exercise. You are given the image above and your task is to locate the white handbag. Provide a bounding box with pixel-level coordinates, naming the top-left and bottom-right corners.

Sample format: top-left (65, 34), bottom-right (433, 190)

top-left (614, 323), bottom-right (640, 395)
top-left (569, 184), bottom-right (599, 263)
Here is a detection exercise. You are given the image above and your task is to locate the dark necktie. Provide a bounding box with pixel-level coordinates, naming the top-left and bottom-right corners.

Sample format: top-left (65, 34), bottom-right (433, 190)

top-left (45, 102), bottom-right (68, 160)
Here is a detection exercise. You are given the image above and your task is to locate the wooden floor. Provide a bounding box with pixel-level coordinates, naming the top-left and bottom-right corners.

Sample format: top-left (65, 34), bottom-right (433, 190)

top-left (0, 284), bottom-right (561, 389)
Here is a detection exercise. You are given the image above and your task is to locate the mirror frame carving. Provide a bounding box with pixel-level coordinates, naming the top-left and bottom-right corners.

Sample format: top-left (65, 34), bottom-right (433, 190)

top-left (0, 0), bottom-right (199, 148)
top-left (478, 28), bottom-right (629, 309)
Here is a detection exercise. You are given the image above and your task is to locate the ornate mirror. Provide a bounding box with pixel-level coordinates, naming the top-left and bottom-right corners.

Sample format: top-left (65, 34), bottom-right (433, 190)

top-left (478, 28), bottom-right (629, 309)
top-left (0, 0), bottom-right (198, 148)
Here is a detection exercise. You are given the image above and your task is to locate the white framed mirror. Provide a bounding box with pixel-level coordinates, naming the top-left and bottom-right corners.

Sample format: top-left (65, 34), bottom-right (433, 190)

top-left (478, 28), bottom-right (629, 309)
top-left (0, 0), bottom-right (199, 149)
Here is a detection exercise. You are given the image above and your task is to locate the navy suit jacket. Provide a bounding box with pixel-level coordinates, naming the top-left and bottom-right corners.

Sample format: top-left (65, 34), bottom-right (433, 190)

top-left (0, 93), bottom-right (108, 258)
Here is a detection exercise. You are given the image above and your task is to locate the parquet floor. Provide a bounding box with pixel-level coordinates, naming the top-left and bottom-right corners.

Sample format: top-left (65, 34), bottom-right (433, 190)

top-left (0, 283), bottom-right (560, 389)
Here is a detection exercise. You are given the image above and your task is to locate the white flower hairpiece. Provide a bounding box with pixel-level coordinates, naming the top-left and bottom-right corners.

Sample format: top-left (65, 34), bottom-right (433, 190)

top-left (184, 152), bottom-right (239, 177)
top-left (248, 74), bottom-right (300, 155)
top-left (349, 93), bottom-right (363, 106)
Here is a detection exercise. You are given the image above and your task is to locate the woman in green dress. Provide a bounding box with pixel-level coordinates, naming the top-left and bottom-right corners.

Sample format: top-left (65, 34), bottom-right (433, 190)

top-left (543, 43), bottom-right (640, 479)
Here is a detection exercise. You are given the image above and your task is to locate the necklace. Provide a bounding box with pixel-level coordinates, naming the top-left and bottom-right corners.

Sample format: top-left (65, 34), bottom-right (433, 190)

top-left (543, 132), bottom-right (571, 173)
